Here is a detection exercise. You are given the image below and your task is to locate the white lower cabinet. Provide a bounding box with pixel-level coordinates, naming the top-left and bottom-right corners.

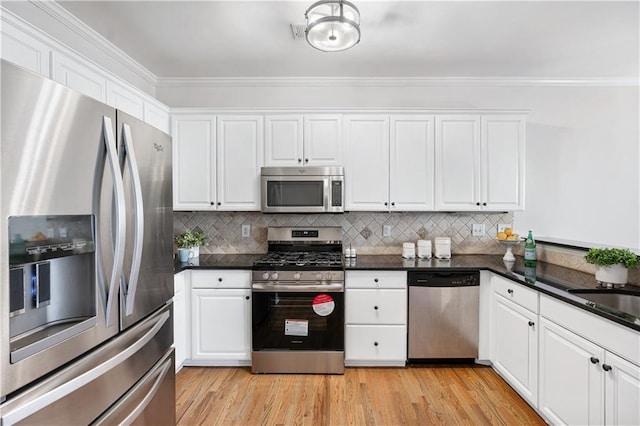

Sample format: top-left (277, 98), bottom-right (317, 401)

top-left (539, 294), bottom-right (640, 426)
top-left (345, 271), bottom-right (407, 366)
top-left (189, 270), bottom-right (252, 366)
top-left (173, 271), bottom-right (189, 372)
top-left (490, 275), bottom-right (538, 406)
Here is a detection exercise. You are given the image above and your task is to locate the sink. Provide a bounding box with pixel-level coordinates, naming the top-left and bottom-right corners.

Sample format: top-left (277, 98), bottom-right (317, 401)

top-left (567, 289), bottom-right (640, 318)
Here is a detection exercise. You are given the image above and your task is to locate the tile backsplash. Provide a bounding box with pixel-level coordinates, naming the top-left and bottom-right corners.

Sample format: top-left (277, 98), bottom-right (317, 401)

top-left (173, 211), bottom-right (514, 255)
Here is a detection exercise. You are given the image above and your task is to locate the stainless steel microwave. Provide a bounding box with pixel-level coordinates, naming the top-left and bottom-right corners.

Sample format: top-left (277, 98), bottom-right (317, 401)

top-left (261, 166), bottom-right (344, 213)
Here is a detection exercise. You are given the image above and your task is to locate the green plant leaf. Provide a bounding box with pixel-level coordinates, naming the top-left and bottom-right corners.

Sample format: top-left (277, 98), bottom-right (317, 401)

top-left (584, 248), bottom-right (639, 269)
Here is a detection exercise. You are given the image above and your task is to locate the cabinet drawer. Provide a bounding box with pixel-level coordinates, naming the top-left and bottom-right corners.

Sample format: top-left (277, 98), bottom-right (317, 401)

top-left (346, 270), bottom-right (407, 289)
top-left (345, 325), bottom-right (407, 362)
top-left (346, 289), bottom-right (407, 324)
top-left (493, 275), bottom-right (538, 313)
top-left (191, 270), bottom-right (250, 289)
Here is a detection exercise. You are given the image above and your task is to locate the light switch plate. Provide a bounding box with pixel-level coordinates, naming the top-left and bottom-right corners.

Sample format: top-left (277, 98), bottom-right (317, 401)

top-left (241, 224), bottom-right (250, 238)
top-left (383, 225), bottom-right (391, 237)
top-left (472, 224), bottom-right (486, 237)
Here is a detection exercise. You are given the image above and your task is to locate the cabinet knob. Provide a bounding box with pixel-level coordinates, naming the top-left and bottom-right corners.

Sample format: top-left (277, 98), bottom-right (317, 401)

top-left (210, 202), bottom-right (215, 205)
top-left (602, 364), bottom-right (612, 372)
top-left (384, 202), bottom-right (388, 206)
top-left (305, 158), bottom-right (309, 163)
top-left (482, 202), bottom-right (487, 206)
top-left (374, 278), bottom-right (379, 283)
top-left (245, 296), bottom-right (250, 300)
top-left (507, 289), bottom-right (514, 294)
top-left (528, 321), bottom-right (534, 327)
top-left (374, 305), bottom-right (379, 310)
top-left (391, 202), bottom-right (395, 207)
top-left (217, 202), bottom-right (221, 206)
top-left (298, 158), bottom-right (302, 163)
top-left (590, 357), bottom-right (600, 364)
top-left (218, 278), bottom-right (223, 282)
top-left (374, 342), bottom-right (379, 347)
top-left (476, 202), bottom-right (481, 206)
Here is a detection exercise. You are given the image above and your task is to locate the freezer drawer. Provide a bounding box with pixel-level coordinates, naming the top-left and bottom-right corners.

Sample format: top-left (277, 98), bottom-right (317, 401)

top-left (0, 304), bottom-right (173, 426)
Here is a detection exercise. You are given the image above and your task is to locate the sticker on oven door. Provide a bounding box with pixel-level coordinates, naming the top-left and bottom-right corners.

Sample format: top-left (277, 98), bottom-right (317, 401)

top-left (312, 294), bottom-right (335, 316)
top-left (285, 319), bottom-right (308, 336)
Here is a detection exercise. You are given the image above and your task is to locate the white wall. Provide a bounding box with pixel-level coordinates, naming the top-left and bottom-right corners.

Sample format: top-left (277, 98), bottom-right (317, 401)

top-left (159, 82), bottom-right (640, 251)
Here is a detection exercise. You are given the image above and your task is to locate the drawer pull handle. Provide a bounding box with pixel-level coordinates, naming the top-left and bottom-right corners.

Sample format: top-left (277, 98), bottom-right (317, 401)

top-left (374, 342), bottom-right (379, 347)
top-left (374, 306), bottom-right (379, 310)
top-left (374, 278), bottom-right (379, 283)
top-left (245, 296), bottom-right (250, 300)
top-left (507, 289), bottom-right (514, 294)
top-left (590, 357), bottom-right (600, 364)
top-left (218, 278), bottom-right (223, 282)
top-left (602, 364), bottom-right (612, 372)
top-left (528, 321), bottom-right (534, 327)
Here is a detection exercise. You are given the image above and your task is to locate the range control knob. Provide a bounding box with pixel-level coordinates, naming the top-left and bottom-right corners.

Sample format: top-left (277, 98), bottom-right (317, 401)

top-left (271, 272), bottom-right (279, 280)
top-left (325, 272), bottom-right (333, 280)
top-left (315, 272), bottom-right (323, 280)
top-left (262, 272), bottom-right (269, 280)
top-left (293, 272), bottom-right (301, 280)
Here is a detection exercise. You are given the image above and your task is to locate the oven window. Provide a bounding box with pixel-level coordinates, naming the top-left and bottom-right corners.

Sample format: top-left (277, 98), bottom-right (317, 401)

top-left (266, 181), bottom-right (324, 207)
top-left (252, 292), bottom-right (344, 351)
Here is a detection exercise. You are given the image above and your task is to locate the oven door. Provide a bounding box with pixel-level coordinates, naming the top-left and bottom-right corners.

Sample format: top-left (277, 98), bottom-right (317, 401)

top-left (252, 289), bottom-right (344, 351)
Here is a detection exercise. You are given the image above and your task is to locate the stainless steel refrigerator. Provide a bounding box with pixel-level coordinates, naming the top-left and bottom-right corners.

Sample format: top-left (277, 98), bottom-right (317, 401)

top-left (0, 60), bottom-right (175, 425)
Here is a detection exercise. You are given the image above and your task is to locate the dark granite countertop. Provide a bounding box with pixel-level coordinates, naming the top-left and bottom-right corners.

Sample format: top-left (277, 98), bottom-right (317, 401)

top-left (175, 253), bottom-right (640, 332)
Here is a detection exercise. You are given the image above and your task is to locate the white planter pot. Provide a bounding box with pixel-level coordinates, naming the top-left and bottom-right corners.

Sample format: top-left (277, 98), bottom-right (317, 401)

top-left (189, 246), bottom-right (200, 258)
top-left (594, 264), bottom-right (628, 285)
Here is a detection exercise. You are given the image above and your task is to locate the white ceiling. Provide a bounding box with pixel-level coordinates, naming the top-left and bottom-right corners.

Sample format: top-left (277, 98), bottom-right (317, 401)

top-left (56, 0), bottom-right (639, 80)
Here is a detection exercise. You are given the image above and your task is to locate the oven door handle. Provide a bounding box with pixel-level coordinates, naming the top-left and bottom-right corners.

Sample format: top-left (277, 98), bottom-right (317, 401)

top-left (251, 283), bottom-right (344, 292)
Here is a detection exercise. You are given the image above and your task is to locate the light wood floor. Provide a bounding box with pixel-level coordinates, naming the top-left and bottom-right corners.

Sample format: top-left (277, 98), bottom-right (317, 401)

top-left (176, 366), bottom-right (545, 425)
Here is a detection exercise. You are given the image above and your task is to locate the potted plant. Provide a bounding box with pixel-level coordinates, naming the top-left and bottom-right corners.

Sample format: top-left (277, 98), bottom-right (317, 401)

top-left (584, 247), bottom-right (639, 285)
top-left (174, 229), bottom-right (207, 258)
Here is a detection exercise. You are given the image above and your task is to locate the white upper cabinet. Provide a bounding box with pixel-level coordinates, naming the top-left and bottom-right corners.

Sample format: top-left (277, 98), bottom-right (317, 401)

top-left (171, 115), bottom-right (216, 210)
top-left (264, 114), bottom-right (342, 166)
top-left (390, 115), bottom-right (435, 211)
top-left (106, 80), bottom-right (144, 120)
top-left (51, 52), bottom-right (107, 103)
top-left (303, 115), bottom-right (343, 166)
top-left (435, 114), bottom-right (525, 211)
top-left (344, 115), bottom-right (390, 211)
top-left (216, 115), bottom-right (264, 210)
top-left (0, 19), bottom-right (50, 77)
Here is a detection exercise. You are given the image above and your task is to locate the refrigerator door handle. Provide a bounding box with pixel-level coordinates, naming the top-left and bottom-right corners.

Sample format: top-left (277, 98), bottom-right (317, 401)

top-left (102, 116), bottom-right (126, 326)
top-left (120, 123), bottom-right (145, 316)
top-left (0, 310), bottom-right (170, 426)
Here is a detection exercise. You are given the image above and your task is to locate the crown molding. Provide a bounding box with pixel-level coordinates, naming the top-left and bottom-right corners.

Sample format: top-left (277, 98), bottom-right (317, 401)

top-left (157, 76), bottom-right (639, 89)
top-left (28, 0), bottom-right (158, 86)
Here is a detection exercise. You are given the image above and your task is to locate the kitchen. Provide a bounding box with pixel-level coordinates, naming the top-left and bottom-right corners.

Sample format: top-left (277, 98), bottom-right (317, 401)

top-left (1, 1), bottom-right (639, 425)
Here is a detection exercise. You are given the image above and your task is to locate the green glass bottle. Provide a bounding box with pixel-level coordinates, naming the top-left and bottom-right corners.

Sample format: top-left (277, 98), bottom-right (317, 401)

top-left (524, 230), bottom-right (537, 267)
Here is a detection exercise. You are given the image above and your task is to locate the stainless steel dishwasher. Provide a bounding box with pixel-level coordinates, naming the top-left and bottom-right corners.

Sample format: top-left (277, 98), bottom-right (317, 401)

top-left (407, 271), bottom-right (480, 362)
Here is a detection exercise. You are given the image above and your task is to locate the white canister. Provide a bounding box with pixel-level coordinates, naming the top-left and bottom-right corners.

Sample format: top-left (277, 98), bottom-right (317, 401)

top-left (417, 240), bottom-right (432, 259)
top-left (434, 237), bottom-right (451, 259)
top-left (402, 242), bottom-right (416, 259)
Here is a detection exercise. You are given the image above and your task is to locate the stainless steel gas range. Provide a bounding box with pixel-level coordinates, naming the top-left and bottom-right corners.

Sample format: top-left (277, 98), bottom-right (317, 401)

top-left (251, 227), bottom-right (345, 374)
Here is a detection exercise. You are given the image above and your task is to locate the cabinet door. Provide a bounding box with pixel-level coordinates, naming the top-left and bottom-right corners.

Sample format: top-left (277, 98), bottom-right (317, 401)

top-left (491, 294), bottom-right (538, 406)
top-left (264, 115), bottom-right (303, 166)
top-left (481, 115), bottom-right (525, 211)
top-left (171, 115), bottom-right (216, 210)
top-left (539, 317), bottom-right (605, 426)
top-left (390, 115), bottom-right (435, 211)
top-left (106, 81), bottom-right (144, 120)
top-left (191, 288), bottom-right (251, 362)
top-left (216, 115), bottom-right (263, 210)
top-left (344, 115), bottom-right (390, 211)
top-left (346, 288), bottom-right (407, 325)
top-left (604, 351), bottom-right (640, 426)
top-left (51, 52), bottom-right (107, 102)
top-left (345, 324), bottom-right (407, 364)
top-left (434, 115), bottom-right (481, 210)
top-left (304, 114), bottom-right (343, 166)
top-left (1, 20), bottom-right (51, 77)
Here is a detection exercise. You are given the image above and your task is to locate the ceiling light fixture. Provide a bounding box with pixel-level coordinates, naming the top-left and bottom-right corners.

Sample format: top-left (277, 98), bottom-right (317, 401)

top-left (305, 0), bottom-right (361, 52)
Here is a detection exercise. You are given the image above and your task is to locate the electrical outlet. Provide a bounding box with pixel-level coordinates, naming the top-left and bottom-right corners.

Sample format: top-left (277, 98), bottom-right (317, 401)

top-left (241, 224), bottom-right (250, 238)
top-left (472, 224), bottom-right (486, 237)
top-left (383, 225), bottom-right (391, 237)
top-left (497, 224), bottom-right (512, 233)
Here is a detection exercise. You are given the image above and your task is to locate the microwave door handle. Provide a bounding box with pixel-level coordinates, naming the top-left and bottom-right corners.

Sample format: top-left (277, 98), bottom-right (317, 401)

top-left (102, 116), bottom-right (126, 327)
top-left (120, 123), bottom-right (144, 317)
top-left (324, 177), bottom-right (331, 210)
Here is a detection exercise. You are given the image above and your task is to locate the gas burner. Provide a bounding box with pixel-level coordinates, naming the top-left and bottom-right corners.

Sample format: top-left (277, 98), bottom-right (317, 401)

top-left (253, 251), bottom-right (343, 269)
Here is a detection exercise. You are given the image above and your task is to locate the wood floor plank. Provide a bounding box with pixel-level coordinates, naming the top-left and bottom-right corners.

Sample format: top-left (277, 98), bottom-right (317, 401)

top-left (176, 366), bottom-right (545, 426)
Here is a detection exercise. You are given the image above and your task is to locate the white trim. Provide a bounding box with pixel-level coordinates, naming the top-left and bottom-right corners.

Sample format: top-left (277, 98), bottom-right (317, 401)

top-left (171, 107), bottom-right (531, 115)
top-left (28, 0), bottom-right (158, 86)
top-left (158, 76), bottom-right (639, 88)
